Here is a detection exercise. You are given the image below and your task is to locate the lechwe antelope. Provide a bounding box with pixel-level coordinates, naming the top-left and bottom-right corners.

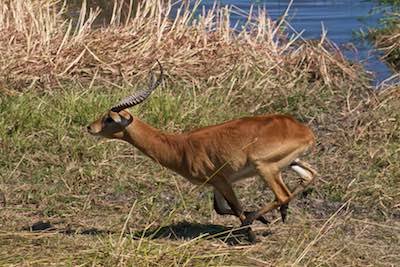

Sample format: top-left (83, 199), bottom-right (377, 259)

top-left (87, 61), bottom-right (317, 243)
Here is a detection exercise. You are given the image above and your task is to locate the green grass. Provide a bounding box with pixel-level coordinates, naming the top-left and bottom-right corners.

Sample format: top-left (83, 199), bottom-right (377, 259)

top-left (1, 78), bottom-right (399, 266)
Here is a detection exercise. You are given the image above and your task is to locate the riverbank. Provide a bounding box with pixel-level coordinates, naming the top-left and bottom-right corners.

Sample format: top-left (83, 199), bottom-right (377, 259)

top-left (369, 1), bottom-right (400, 72)
top-left (0, 0), bottom-right (368, 93)
top-left (372, 14), bottom-right (400, 71)
top-left (1, 1), bottom-right (399, 266)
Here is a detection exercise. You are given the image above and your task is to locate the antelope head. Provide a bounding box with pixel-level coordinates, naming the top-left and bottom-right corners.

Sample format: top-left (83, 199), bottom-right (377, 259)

top-left (87, 61), bottom-right (163, 139)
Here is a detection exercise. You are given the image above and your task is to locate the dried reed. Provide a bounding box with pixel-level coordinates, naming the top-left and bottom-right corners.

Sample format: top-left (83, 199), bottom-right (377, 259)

top-left (0, 0), bottom-right (366, 92)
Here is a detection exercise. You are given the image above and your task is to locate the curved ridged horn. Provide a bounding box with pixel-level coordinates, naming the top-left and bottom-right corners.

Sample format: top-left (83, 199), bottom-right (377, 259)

top-left (111, 60), bottom-right (163, 112)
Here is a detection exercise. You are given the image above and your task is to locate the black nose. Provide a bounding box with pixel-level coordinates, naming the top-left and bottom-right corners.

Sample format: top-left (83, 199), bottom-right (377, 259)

top-left (86, 125), bottom-right (91, 132)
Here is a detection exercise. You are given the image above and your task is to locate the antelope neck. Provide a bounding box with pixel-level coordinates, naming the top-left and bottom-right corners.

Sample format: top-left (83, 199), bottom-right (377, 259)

top-left (122, 118), bottom-right (184, 171)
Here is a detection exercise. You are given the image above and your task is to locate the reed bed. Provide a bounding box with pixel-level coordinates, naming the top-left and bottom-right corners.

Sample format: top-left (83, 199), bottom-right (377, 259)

top-left (372, 12), bottom-right (400, 71)
top-left (0, 0), bottom-right (366, 93)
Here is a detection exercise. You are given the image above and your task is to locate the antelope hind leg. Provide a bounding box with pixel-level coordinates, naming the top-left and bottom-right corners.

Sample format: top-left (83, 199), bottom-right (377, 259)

top-left (242, 168), bottom-right (286, 226)
top-left (244, 161), bottom-right (316, 225)
top-left (279, 203), bottom-right (289, 223)
top-left (289, 159), bottom-right (316, 196)
top-left (276, 159), bottom-right (316, 222)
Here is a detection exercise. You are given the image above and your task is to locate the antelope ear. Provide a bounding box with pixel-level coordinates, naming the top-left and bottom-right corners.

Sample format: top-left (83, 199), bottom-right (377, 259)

top-left (109, 111), bottom-right (122, 123)
top-left (109, 111), bottom-right (133, 127)
top-left (119, 111), bottom-right (132, 121)
top-left (120, 113), bottom-right (133, 126)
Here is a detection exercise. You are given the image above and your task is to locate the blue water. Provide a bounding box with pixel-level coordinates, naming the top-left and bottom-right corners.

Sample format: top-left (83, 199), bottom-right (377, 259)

top-left (71, 0), bottom-right (393, 85)
top-left (194, 0), bottom-right (392, 85)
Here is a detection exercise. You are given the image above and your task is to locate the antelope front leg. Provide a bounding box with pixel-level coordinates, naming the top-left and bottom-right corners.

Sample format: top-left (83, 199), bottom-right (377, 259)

top-left (211, 178), bottom-right (257, 243)
top-left (213, 190), bottom-right (270, 225)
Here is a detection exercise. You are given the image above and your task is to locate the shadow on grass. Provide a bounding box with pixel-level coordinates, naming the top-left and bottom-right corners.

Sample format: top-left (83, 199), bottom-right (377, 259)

top-left (131, 221), bottom-right (268, 245)
top-left (23, 221), bottom-right (112, 236)
top-left (23, 220), bottom-right (271, 245)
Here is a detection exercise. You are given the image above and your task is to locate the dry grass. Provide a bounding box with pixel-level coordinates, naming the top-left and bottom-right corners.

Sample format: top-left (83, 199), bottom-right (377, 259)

top-left (0, 0), bottom-right (399, 266)
top-left (0, 0), bottom-right (367, 93)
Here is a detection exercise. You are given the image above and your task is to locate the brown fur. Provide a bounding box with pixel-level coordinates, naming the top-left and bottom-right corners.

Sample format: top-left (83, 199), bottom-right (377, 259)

top-left (87, 110), bottom-right (316, 243)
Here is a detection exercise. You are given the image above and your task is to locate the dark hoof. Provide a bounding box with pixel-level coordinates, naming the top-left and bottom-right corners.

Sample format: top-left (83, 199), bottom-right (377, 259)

top-left (279, 204), bottom-right (289, 223)
top-left (247, 229), bottom-right (257, 244)
top-left (242, 215), bottom-right (254, 226)
top-left (238, 224), bottom-right (258, 244)
top-left (257, 214), bottom-right (270, 225)
top-left (240, 217), bottom-right (258, 244)
top-left (244, 211), bottom-right (270, 225)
